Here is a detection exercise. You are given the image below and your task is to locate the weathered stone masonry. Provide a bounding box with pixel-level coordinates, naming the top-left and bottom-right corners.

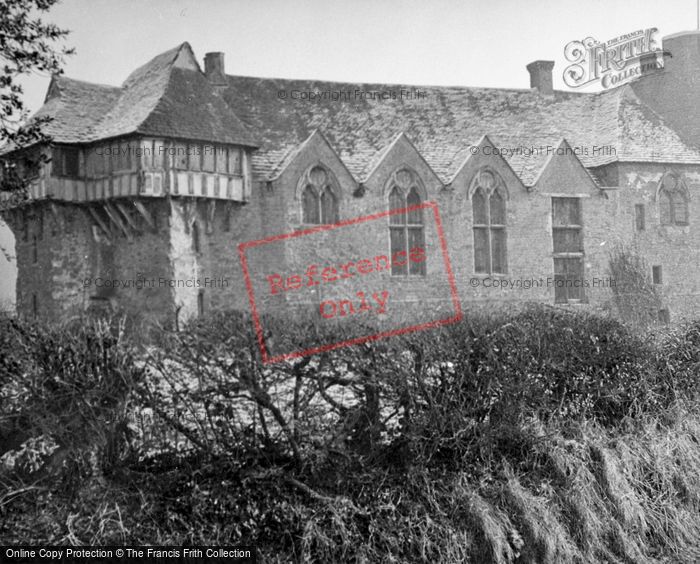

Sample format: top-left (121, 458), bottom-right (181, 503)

top-left (3, 32), bottom-right (700, 327)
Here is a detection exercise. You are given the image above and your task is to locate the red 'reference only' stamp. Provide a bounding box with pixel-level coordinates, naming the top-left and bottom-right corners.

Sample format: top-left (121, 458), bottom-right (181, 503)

top-left (238, 201), bottom-right (462, 363)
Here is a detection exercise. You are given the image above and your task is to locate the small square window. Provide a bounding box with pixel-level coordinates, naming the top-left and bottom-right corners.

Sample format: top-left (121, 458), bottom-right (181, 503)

top-left (197, 290), bottom-right (205, 317)
top-left (173, 143), bottom-right (188, 170)
top-left (192, 221), bottom-right (201, 253)
top-left (189, 144), bottom-right (201, 171)
top-left (141, 140), bottom-right (154, 169)
top-left (552, 197), bottom-right (582, 227)
top-left (635, 204), bottom-right (645, 231)
top-left (215, 146), bottom-right (228, 173)
top-left (202, 145), bottom-right (215, 172)
top-left (65, 211), bottom-right (74, 234)
top-left (223, 204), bottom-right (232, 232)
top-left (554, 257), bottom-right (585, 303)
top-left (120, 140), bottom-right (132, 170)
top-left (94, 145), bottom-right (106, 176)
top-left (52, 146), bottom-right (80, 178)
top-left (228, 148), bottom-right (242, 175)
top-left (652, 265), bottom-right (662, 285)
top-left (153, 140), bottom-right (165, 168)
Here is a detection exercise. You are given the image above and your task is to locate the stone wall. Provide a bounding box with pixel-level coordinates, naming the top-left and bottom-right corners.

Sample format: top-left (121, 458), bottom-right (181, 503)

top-left (192, 139), bottom-right (700, 331)
top-left (617, 162), bottom-right (700, 322)
top-left (5, 139), bottom-right (700, 331)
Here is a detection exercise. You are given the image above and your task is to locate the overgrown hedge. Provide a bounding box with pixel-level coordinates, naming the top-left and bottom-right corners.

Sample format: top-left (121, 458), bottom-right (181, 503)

top-left (1, 305), bottom-right (699, 561)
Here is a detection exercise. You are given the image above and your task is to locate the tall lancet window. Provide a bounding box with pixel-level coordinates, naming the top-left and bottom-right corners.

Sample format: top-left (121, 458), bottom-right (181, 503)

top-left (471, 168), bottom-right (507, 274)
top-left (300, 165), bottom-right (339, 224)
top-left (388, 168), bottom-right (426, 276)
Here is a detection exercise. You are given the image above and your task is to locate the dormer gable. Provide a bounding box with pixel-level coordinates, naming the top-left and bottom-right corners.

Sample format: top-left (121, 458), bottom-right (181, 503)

top-left (363, 132), bottom-right (442, 196)
top-left (532, 139), bottom-right (599, 196)
top-left (449, 135), bottom-right (526, 194)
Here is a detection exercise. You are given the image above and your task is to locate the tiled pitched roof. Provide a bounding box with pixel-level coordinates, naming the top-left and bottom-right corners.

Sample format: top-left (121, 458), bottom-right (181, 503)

top-left (92, 43), bottom-right (188, 141)
top-left (27, 43), bottom-right (257, 148)
top-left (221, 75), bottom-right (700, 185)
top-left (30, 77), bottom-right (121, 142)
top-left (19, 43), bottom-right (700, 186)
top-left (137, 68), bottom-right (258, 146)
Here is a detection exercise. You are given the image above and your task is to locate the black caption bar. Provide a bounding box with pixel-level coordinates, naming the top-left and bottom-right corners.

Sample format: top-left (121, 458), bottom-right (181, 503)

top-left (0, 547), bottom-right (256, 564)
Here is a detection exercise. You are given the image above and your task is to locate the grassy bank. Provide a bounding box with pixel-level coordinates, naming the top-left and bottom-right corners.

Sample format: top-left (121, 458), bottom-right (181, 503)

top-left (1, 306), bottom-right (699, 562)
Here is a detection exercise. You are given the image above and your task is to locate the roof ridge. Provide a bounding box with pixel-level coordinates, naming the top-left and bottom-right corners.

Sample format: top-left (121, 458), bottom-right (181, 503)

top-left (224, 73), bottom-right (595, 97)
top-left (44, 73), bottom-right (122, 104)
top-left (52, 75), bottom-right (122, 91)
top-left (122, 42), bottom-right (195, 87)
top-left (86, 42), bottom-right (204, 142)
top-left (135, 66), bottom-right (258, 147)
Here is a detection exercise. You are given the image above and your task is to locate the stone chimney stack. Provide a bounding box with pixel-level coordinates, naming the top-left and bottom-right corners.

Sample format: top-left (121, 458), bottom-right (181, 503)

top-left (204, 52), bottom-right (227, 86)
top-left (526, 60), bottom-right (555, 94)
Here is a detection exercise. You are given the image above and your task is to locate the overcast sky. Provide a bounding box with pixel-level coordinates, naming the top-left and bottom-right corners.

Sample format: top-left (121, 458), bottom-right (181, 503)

top-left (1, 0), bottom-right (698, 306)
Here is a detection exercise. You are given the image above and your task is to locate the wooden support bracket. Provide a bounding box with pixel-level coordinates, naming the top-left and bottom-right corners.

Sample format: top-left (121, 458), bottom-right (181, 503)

top-left (205, 200), bottom-right (216, 234)
top-left (87, 205), bottom-right (112, 240)
top-left (103, 202), bottom-right (131, 240)
top-left (115, 200), bottom-right (141, 233)
top-left (133, 200), bottom-right (156, 231)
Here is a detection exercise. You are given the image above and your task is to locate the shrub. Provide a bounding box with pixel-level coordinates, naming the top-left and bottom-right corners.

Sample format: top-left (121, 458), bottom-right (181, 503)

top-left (0, 317), bottom-right (143, 485)
top-left (3, 304), bottom-right (700, 560)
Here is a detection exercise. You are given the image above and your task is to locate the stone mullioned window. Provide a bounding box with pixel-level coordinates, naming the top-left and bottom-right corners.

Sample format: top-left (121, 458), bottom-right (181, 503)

top-left (300, 165), bottom-right (339, 225)
top-left (471, 168), bottom-right (508, 275)
top-left (552, 196), bottom-right (585, 304)
top-left (657, 172), bottom-right (689, 226)
top-left (387, 168), bottom-right (425, 277)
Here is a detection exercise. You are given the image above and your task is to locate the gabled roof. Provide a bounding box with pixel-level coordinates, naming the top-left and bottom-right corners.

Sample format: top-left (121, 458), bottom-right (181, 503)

top-left (221, 74), bottom-right (700, 185)
top-left (136, 67), bottom-right (257, 146)
top-left (530, 138), bottom-right (601, 193)
top-left (28, 43), bottom-right (257, 148)
top-left (267, 129), bottom-right (355, 183)
top-left (449, 134), bottom-right (527, 192)
top-left (33, 77), bottom-right (121, 141)
top-left (18, 43), bottom-right (700, 186)
top-left (362, 131), bottom-right (442, 186)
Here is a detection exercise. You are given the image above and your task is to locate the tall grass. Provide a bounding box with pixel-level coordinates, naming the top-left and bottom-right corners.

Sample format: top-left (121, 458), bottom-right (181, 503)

top-left (1, 306), bottom-right (700, 562)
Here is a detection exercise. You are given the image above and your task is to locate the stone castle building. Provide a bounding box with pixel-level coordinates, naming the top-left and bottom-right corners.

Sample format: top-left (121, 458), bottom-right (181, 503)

top-left (2, 31), bottom-right (700, 329)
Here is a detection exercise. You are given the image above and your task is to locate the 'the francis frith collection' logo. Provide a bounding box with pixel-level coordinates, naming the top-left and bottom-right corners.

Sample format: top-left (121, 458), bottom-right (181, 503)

top-left (563, 28), bottom-right (665, 89)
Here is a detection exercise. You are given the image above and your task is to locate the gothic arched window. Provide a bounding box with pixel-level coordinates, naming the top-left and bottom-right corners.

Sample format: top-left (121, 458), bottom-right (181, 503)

top-left (471, 168), bottom-right (507, 274)
top-left (388, 168), bottom-right (426, 276)
top-left (302, 185), bottom-right (320, 224)
top-left (658, 172), bottom-right (689, 226)
top-left (300, 165), bottom-right (339, 224)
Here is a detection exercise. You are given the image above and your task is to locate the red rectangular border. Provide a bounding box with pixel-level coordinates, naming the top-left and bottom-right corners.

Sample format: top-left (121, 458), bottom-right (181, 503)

top-left (238, 201), bottom-right (463, 364)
